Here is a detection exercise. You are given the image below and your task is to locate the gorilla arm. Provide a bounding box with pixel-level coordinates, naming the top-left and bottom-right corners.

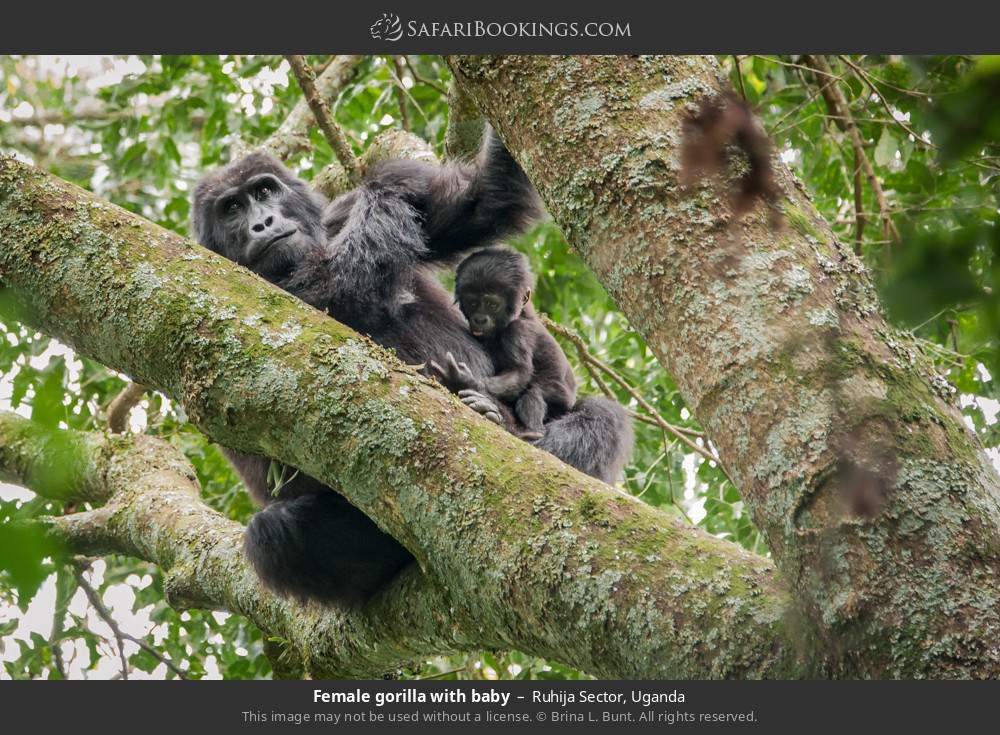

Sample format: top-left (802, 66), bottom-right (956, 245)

top-left (288, 128), bottom-right (541, 320)
top-left (360, 127), bottom-right (543, 262)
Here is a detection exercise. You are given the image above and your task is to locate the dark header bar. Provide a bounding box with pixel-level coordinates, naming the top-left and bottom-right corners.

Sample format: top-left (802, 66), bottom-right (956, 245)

top-left (2, 1), bottom-right (999, 54)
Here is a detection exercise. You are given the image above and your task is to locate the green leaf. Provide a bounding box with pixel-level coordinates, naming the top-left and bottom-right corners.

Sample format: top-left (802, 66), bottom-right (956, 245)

top-left (0, 523), bottom-right (61, 605)
top-left (874, 128), bottom-right (898, 167)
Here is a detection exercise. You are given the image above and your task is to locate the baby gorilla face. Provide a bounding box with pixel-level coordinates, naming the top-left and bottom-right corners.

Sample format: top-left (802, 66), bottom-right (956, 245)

top-left (454, 246), bottom-right (534, 341)
top-left (458, 290), bottom-right (511, 338)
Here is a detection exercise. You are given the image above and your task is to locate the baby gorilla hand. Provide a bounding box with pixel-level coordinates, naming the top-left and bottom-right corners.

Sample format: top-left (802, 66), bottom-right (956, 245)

top-left (428, 352), bottom-right (485, 393)
top-left (457, 389), bottom-right (503, 425)
top-left (428, 353), bottom-right (501, 425)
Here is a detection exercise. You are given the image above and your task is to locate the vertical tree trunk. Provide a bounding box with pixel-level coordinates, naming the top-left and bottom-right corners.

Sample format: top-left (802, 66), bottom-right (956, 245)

top-left (451, 54), bottom-right (1000, 678)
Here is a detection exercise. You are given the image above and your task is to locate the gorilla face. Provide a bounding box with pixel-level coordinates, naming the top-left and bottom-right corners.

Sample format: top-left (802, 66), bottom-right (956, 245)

top-left (192, 153), bottom-right (327, 282)
top-left (454, 246), bottom-right (534, 340)
top-left (214, 173), bottom-right (308, 273)
top-left (456, 288), bottom-right (516, 339)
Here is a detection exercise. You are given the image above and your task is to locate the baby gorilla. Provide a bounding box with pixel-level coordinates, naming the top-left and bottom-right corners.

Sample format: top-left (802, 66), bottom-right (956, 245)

top-left (432, 247), bottom-right (576, 440)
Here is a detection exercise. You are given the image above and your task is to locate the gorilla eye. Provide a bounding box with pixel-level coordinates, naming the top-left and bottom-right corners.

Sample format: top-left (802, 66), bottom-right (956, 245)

top-left (483, 295), bottom-right (503, 312)
top-left (254, 183), bottom-right (274, 201)
top-left (224, 198), bottom-right (241, 214)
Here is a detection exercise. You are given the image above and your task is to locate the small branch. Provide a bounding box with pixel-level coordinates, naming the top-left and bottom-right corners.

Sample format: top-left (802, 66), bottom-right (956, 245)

top-left (73, 561), bottom-right (130, 680)
top-left (75, 557), bottom-right (188, 679)
top-left (732, 56), bottom-right (748, 100)
top-left (837, 56), bottom-right (935, 149)
top-left (6, 109), bottom-right (133, 127)
top-left (402, 56), bottom-right (448, 95)
top-left (286, 55), bottom-right (361, 186)
top-left (106, 382), bottom-right (146, 434)
top-left (853, 146), bottom-right (866, 255)
top-left (313, 128), bottom-right (436, 199)
top-left (48, 567), bottom-right (70, 679)
top-left (236, 55), bottom-right (363, 161)
top-left (752, 55), bottom-right (844, 80)
top-left (389, 56), bottom-right (412, 132)
top-left (802, 55), bottom-right (900, 243)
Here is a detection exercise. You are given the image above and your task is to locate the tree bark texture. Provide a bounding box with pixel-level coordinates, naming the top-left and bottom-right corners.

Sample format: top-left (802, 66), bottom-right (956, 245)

top-left (449, 54), bottom-right (1000, 678)
top-left (0, 154), bottom-right (804, 678)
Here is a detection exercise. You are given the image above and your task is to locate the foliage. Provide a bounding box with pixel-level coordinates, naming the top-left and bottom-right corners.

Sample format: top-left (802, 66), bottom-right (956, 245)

top-left (0, 54), bottom-right (996, 679)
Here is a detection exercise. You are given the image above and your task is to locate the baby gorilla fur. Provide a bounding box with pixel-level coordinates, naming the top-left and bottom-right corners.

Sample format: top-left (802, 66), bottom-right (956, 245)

top-left (450, 247), bottom-right (576, 439)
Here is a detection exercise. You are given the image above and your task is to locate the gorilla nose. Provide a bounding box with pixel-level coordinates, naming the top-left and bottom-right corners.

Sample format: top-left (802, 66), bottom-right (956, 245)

top-left (471, 316), bottom-right (489, 329)
top-left (251, 215), bottom-right (275, 233)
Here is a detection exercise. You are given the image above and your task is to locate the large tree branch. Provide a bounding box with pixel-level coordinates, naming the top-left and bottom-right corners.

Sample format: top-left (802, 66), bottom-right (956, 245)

top-left (444, 80), bottom-right (484, 160)
top-left (449, 54), bottom-right (1000, 678)
top-left (0, 412), bottom-right (470, 677)
top-left (0, 155), bottom-right (807, 678)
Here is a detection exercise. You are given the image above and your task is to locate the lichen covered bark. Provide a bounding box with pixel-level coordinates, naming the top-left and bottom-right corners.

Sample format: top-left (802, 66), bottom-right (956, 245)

top-left (444, 80), bottom-right (484, 159)
top-left (0, 155), bottom-right (808, 678)
top-left (0, 411), bottom-right (472, 678)
top-left (451, 54), bottom-right (1000, 677)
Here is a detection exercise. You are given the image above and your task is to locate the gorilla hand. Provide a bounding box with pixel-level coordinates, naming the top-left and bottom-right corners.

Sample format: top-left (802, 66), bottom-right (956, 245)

top-left (429, 353), bottom-right (502, 426)
top-left (457, 389), bottom-right (503, 425)
top-left (428, 351), bottom-right (485, 393)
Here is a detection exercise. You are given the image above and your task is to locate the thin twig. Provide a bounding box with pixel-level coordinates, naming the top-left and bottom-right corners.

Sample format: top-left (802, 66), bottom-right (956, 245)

top-left (73, 563), bottom-right (129, 680)
top-left (853, 145), bottom-right (865, 255)
top-left (48, 567), bottom-right (69, 679)
top-left (752, 55), bottom-right (845, 80)
top-left (389, 56), bottom-right (411, 132)
top-left (419, 667), bottom-right (465, 680)
top-left (662, 432), bottom-right (694, 525)
top-left (7, 109), bottom-right (135, 126)
top-left (246, 55), bottom-right (363, 161)
top-left (73, 561), bottom-right (188, 680)
top-left (732, 56), bottom-right (748, 100)
top-left (764, 83), bottom-right (828, 137)
top-left (286, 55), bottom-right (361, 186)
top-left (402, 56), bottom-right (448, 95)
top-left (802, 55), bottom-right (900, 243)
top-left (385, 56), bottom-right (429, 127)
top-left (838, 56), bottom-right (935, 150)
top-left (634, 450), bottom-right (668, 499)
top-left (837, 58), bottom-right (933, 100)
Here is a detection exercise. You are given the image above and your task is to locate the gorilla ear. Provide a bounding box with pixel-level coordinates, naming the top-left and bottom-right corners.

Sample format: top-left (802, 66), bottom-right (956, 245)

top-left (522, 289), bottom-right (531, 305)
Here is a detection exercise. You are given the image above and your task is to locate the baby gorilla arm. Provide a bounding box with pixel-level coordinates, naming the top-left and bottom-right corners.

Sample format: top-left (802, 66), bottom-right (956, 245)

top-left (480, 320), bottom-right (536, 401)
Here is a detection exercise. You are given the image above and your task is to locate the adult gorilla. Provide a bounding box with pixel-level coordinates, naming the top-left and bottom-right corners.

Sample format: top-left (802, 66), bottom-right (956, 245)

top-left (192, 130), bottom-right (633, 607)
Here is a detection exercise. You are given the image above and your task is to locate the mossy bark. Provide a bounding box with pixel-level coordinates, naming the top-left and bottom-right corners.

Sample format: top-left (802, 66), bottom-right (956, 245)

top-left (0, 155), bottom-right (808, 678)
top-left (0, 411), bottom-right (468, 678)
top-left (450, 54), bottom-right (1000, 677)
top-left (444, 80), bottom-right (484, 160)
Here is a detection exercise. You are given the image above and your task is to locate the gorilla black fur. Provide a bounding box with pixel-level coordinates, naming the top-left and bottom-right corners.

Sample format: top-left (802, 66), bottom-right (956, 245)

top-left (192, 129), bottom-right (633, 607)
top-left (445, 247), bottom-right (577, 440)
